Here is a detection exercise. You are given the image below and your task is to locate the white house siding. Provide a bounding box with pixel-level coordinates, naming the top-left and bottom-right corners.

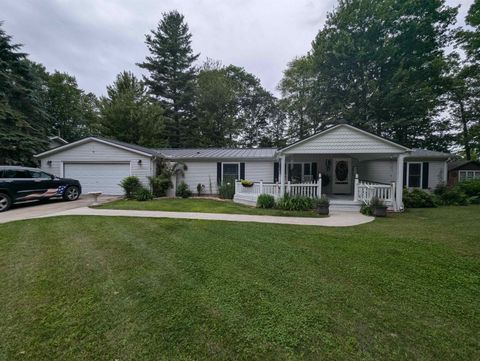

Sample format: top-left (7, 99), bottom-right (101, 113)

top-left (283, 126), bottom-right (405, 154)
top-left (180, 161), bottom-right (219, 194)
top-left (357, 160), bottom-right (397, 184)
top-left (428, 161), bottom-right (447, 189)
top-left (38, 140), bottom-right (153, 187)
top-left (245, 161), bottom-right (274, 182)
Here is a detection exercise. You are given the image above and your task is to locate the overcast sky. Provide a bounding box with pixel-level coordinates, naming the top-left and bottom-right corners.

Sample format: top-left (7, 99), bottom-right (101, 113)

top-left (1, 0), bottom-right (474, 96)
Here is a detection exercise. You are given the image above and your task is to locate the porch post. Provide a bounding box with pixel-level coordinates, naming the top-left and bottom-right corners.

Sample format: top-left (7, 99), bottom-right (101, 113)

top-left (280, 155), bottom-right (286, 196)
top-left (354, 173), bottom-right (359, 201)
top-left (317, 173), bottom-right (322, 197)
top-left (396, 153), bottom-right (406, 211)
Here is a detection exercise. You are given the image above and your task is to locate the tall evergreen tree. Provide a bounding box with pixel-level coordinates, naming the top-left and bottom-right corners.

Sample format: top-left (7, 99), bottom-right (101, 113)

top-left (0, 24), bottom-right (49, 165)
top-left (308, 0), bottom-right (457, 148)
top-left (138, 11), bottom-right (199, 147)
top-left (99, 71), bottom-right (165, 148)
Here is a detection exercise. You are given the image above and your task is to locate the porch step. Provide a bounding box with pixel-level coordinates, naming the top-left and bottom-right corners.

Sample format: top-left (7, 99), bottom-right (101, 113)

top-left (233, 194), bottom-right (258, 207)
top-left (329, 200), bottom-right (362, 212)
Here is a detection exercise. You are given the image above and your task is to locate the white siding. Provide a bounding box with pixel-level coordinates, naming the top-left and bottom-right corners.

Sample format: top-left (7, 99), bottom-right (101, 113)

top-left (245, 161), bottom-right (274, 182)
top-left (358, 160), bottom-right (397, 184)
top-left (38, 140), bottom-right (153, 187)
top-left (429, 161), bottom-right (446, 189)
top-left (284, 125), bottom-right (405, 154)
top-left (181, 162), bottom-right (219, 194)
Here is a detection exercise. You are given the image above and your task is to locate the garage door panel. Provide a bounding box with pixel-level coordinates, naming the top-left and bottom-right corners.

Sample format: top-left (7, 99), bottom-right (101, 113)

top-left (64, 163), bottom-right (130, 195)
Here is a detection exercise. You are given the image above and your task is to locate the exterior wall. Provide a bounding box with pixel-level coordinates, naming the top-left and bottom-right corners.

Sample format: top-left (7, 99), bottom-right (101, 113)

top-left (180, 160), bottom-right (275, 195)
top-left (357, 160), bottom-right (397, 184)
top-left (38, 140), bottom-right (153, 187)
top-left (448, 163), bottom-right (480, 186)
top-left (283, 126), bottom-right (405, 154)
top-left (428, 161), bottom-right (446, 189)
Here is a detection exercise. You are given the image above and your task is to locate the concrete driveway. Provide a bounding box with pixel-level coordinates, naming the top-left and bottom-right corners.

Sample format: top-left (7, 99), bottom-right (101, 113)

top-left (0, 195), bottom-right (119, 224)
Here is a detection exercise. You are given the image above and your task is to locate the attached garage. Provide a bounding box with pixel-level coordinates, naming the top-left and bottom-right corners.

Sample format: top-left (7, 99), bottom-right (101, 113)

top-left (35, 137), bottom-right (156, 195)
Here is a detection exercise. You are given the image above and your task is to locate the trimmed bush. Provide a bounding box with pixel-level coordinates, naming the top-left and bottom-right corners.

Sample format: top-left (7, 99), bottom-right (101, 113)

top-left (403, 188), bottom-right (437, 208)
top-left (119, 176), bottom-right (142, 199)
top-left (257, 194), bottom-right (275, 208)
top-left (176, 181), bottom-right (192, 198)
top-left (148, 176), bottom-right (172, 197)
top-left (276, 194), bottom-right (313, 211)
top-left (135, 187), bottom-right (153, 201)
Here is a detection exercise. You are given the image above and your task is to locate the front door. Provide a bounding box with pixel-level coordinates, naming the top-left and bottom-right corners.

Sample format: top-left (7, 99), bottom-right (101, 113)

top-left (332, 158), bottom-right (351, 194)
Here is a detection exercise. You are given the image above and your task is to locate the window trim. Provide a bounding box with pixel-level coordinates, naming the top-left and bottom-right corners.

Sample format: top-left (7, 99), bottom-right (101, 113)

top-left (221, 162), bottom-right (240, 182)
top-left (407, 162), bottom-right (423, 188)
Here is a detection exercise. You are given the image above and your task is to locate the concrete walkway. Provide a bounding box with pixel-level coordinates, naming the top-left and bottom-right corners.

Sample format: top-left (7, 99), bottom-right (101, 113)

top-left (32, 207), bottom-right (374, 227)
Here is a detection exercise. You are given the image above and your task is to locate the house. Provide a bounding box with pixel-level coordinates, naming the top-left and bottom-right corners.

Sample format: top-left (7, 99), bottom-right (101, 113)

top-left (447, 160), bottom-right (480, 186)
top-left (35, 124), bottom-right (451, 211)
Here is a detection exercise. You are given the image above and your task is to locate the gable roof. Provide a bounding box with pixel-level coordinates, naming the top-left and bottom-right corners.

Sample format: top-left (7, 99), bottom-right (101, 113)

top-left (156, 148), bottom-right (277, 160)
top-left (279, 124), bottom-right (410, 154)
top-left (408, 148), bottom-right (451, 159)
top-left (49, 136), bottom-right (68, 145)
top-left (35, 136), bottom-right (158, 158)
top-left (448, 160), bottom-right (480, 171)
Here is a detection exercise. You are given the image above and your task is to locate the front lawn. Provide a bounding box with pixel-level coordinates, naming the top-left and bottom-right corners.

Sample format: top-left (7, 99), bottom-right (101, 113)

top-left (0, 206), bottom-right (479, 360)
top-left (99, 197), bottom-right (323, 217)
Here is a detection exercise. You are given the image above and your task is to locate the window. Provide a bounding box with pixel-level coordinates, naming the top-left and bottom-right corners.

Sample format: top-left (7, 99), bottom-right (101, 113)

top-left (222, 163), bottom-right (239, 183)
top-left (29, 171), bottom-right (53, 179)
top-left (288, 163), bottom-right (314, 183)
top-left (407, 162), bottom-right (422, 188)
top-left (459, 170), bottom-right (480, 182)
top-left (2, 169), bottom-right (31, 178)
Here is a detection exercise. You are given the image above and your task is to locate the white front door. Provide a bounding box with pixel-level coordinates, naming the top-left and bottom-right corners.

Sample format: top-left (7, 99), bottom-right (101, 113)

top-left (332, 158), bottom-right (351, 194)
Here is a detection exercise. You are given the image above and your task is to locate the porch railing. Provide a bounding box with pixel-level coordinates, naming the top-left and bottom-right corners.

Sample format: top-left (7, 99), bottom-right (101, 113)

top-left (354, 175), bottom-right (396, 204)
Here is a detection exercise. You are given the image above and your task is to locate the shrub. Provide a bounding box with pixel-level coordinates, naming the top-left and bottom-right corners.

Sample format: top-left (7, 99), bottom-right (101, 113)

top-left (360, 203), bottom-right (372, 216)
top-left (436, 187), bottom-right (469, 206)
top-left (276, 194), bottom-right (313, 211)
top-left (148, 176), bottom-right (172, 197)
top-left (135, 187), bottom-right (153, 201)
top-left (360, 197), bottom-right (385, 215)
top-left (457, 179), bottom-right (480, 202)
top-left (119, 176), bottom-right (142, 199)
top-left (218, 178), bottom-right (235, 199)
top-left (257, 194), bottom-right (275, 208)
top-left (313, 196), bottom-right (330, 207)
top-left (197, 183), bottom-right (205, 196)
top-left (176, 181), bottom-right (192, 198)
top-left (403, 188), bottom-right (437, 208)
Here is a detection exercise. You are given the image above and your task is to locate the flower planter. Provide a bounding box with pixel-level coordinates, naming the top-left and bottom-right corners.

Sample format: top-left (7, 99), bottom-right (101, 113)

top-left (316, 204), bottom-right (330, 215)
top-left (373, 206), bottom-right (387, 217)
top-left (241, 183), bottom-right (254, 188)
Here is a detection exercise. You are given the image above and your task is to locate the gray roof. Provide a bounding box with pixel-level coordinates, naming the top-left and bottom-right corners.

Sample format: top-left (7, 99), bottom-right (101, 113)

top-left (448, 160), bottom-right (480, 171)
top-left (96, 137), bottom-right (159, 156)
top-left (408, 148), bottom-right (451, 159)
top-left (156, 148), bottom-right (278, 160)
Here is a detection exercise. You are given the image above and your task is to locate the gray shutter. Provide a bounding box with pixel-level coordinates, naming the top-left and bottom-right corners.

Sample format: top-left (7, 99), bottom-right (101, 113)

top-left (217, 162), bottom-right (222, 185)
top-left (422, 162), bottom-right (429, 189)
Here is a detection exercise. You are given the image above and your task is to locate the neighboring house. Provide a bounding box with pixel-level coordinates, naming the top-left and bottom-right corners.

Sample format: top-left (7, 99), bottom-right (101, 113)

top-left (35, 124), bottom-right (451, 211)
top-left (48, 136), bottom-right (68, 149)
top-left (447, 160), bottom-right (480, 186)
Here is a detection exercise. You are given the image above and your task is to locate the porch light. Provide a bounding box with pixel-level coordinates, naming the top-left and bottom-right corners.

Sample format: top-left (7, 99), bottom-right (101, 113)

top-left (137, 159), bottom-right (142, 165)
top-left (47, 160), bottom-right (52, 166)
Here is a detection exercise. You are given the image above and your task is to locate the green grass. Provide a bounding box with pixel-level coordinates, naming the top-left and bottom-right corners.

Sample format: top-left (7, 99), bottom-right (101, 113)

top-left (0, 206), bottom-right (479, 360)
top-left (99, 197), bottom-right (323, 217)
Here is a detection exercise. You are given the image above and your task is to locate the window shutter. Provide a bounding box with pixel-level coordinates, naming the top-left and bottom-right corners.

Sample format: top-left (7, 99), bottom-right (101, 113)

top-left (273, 162), bottom-right (279, 182)
top-left (240, 163), bottom-right (245, 180)
top-left (403, 163), bottom-right (407, 187)
top-left (422, 162), bottom-right (429, 189)
top-left (217, 162), bottom-right (222, 185)
top-left (311, 162), bottom-right (317, 181)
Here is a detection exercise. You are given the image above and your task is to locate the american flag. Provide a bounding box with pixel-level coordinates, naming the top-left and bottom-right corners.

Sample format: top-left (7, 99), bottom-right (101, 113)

top-left (18, 186), bottom-right (67, 200)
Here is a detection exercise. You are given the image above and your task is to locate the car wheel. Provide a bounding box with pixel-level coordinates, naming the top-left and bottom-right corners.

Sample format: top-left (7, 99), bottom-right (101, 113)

top-left (63, 186), bottom-right (80, 201)
top-left (0, 193), bottom-right (12, 212)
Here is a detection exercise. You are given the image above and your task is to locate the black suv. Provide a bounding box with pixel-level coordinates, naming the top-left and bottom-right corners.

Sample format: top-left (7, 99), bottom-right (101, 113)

top-left (0, 166), bottom-right (82, 212)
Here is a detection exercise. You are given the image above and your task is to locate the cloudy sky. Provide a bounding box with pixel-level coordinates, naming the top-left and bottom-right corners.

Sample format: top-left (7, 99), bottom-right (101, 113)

top-left (2, 0), bottom-right (473, 96)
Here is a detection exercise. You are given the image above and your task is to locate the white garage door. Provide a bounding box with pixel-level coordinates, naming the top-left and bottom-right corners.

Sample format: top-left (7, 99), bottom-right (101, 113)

top-left (64, 163), bottom-right (130, 195)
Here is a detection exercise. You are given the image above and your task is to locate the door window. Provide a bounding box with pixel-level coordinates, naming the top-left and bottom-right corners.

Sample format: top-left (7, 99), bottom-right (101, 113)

top-left (407, 163), bottom-right (422, 188)
top-left (335, 161), bottom-right (349, 183)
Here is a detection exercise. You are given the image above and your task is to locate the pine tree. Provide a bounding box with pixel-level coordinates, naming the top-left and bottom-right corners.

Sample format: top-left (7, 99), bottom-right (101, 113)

top-left (138, 11), bottom-right (199, 147)
top-left (0, 24), bottom-right (49, 165)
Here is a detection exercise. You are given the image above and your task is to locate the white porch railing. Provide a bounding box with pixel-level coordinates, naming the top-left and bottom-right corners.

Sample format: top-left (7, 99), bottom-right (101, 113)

top-left (354, 175), bottom-right (396, 205)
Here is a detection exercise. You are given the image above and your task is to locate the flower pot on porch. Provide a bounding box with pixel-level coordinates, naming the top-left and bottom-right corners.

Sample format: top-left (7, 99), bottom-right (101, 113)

top-left (316, 204), bottom-right (330, 215)
top-left (372, 205), bottom-right (387, 217)
top-left (241, 180), bottom-right (254, 187)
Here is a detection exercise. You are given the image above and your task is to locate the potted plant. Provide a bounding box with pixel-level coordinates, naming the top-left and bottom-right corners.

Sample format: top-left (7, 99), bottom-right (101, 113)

top-left (241, 179), bottom-right (254, 187)
top-left (370, 196), bottom-right (387, 217)
top-left (314, 195), bottom-right (330, 215)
